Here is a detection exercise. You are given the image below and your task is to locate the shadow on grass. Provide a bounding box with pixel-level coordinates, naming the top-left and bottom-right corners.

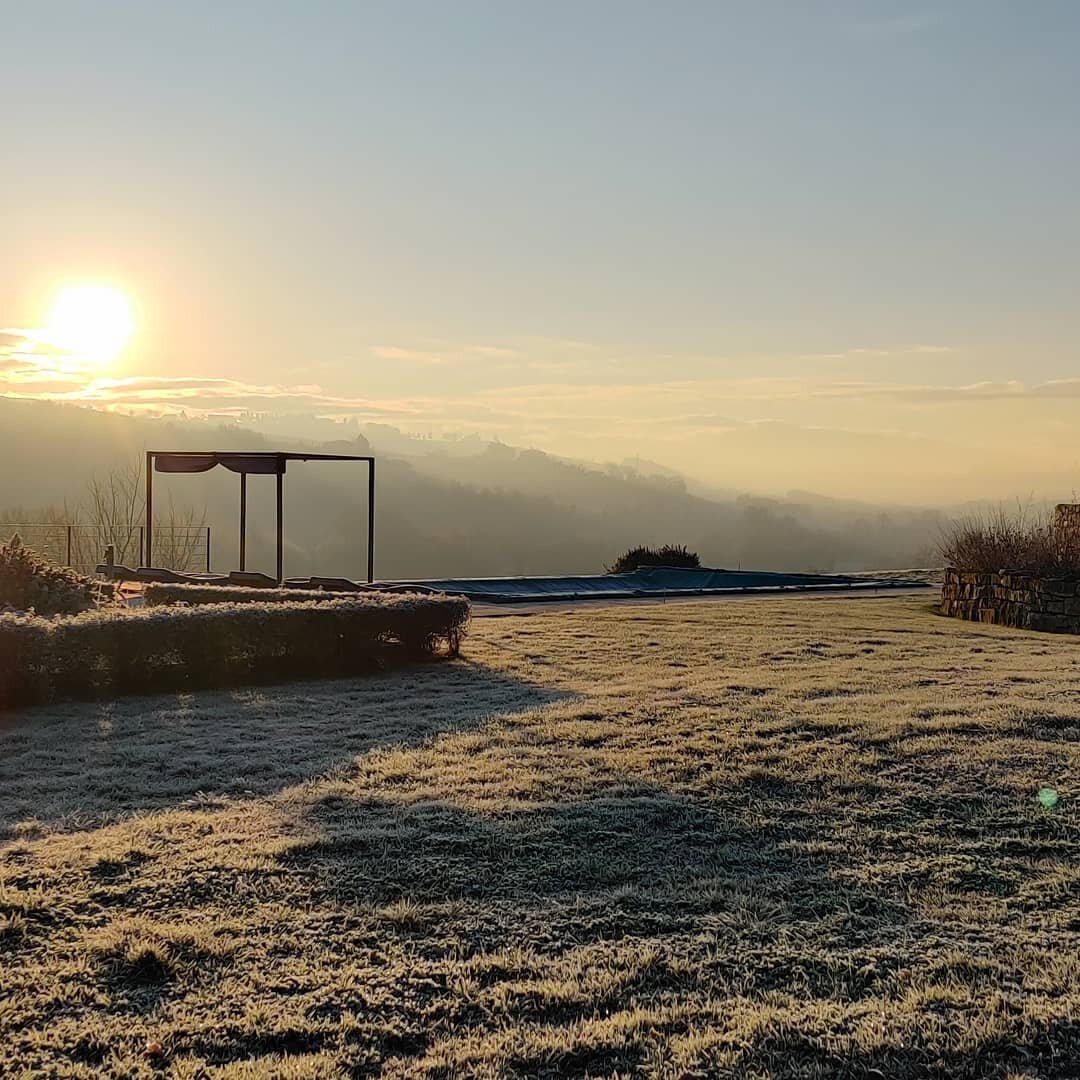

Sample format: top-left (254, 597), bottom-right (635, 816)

top-left (0, 660), bottom-right (573, 841)
top-left (280, 784), bottom-right (914, 969)
top-left (262, 787), bottom-right (1079, 1078)
top-left (722, 1018), bottom-right (1080, 1080)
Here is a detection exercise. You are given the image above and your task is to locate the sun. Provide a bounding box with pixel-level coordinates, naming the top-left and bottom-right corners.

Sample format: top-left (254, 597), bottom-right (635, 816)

top-left (45, 285), bottom-right (134, 363)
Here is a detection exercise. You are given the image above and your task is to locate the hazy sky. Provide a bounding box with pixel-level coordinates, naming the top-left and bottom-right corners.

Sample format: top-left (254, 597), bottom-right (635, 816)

top-left (2, 1), bottom-right (1078, 501)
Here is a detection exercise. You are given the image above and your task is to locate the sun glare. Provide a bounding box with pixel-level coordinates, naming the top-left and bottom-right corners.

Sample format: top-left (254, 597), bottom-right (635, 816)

top-left (45, 285), bottom-right (133, 363)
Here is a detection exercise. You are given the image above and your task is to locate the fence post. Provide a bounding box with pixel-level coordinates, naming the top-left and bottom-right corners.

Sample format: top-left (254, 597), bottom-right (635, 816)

top-left (66, 524), bottom-right (72, 567)
top-left (139, 525), bottom-right (145, 567)
top-left (206, 525), bottom-right (211, 573)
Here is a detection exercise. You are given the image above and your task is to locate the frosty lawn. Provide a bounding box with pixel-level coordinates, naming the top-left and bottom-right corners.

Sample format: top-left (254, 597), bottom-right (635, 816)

top-left (1, 595), bottom-right (1077, 1077)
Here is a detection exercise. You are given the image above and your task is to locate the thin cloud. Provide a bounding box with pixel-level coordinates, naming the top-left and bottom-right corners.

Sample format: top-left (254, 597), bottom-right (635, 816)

top-left (820, 379), bottom-right (1080, 403)
top-left (791, 344), bottom-right (958, 363)
top-left (1, 329), bottom-right (54, 366)
top-left (8, 373), bottom-right (435, 420)
top-left (650, 413), bottom-right (749, 431)
top-left (1, 328), bottom-right (77, 356)
top-left (465, 344), bottom-right (521, 359)
top-left (371, 345), bottom-right (446, 364)
top-left (5, 347), bottom-right (1076, 453)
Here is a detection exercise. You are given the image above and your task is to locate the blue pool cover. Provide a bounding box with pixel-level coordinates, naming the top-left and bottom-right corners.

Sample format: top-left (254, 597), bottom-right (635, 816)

top-left (381, 566), bottom-right (929, 603)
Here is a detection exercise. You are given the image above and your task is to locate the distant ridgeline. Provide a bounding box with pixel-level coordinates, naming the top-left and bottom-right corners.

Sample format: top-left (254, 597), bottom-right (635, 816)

top-left (942, 503), bottom-right (1080, 633)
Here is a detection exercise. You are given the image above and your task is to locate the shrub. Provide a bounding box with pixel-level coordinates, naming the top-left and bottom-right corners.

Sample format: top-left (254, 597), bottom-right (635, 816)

top-left (606, 545), bottom-right (701, 574)
top-left (939, 505), bottom-right (1080, 575)
top-left (0, 594), bottom-right (470, 708)
top-left (0, 534), bottom-right (116, 615)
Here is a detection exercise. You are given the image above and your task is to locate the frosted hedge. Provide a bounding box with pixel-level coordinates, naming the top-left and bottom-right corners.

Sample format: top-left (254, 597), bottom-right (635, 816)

top-left (143, 583), bottom-right (370, 606)
top-left (0, 594), bottom-right (470, 708)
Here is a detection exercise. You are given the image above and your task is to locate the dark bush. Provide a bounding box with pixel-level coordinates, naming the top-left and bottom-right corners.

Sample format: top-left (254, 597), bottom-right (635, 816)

top-left (0, 534), bottom-right (116, 615)
top-left (606, 545), bottom-right (701, 574)
top-left (0, 594), bottom-right (470, 708)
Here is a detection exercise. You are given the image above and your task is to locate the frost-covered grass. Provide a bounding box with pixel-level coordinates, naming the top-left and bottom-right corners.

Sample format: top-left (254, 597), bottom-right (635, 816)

top-left (1, 596), bottom-right (1077, 1077)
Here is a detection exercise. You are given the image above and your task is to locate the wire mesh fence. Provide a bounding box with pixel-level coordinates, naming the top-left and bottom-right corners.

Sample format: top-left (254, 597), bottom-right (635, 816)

top-left (0, 524), bottom-right (211, 574)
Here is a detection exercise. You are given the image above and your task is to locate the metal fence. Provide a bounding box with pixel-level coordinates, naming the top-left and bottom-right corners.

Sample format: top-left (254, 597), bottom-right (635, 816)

top-left (0, 524), bottom-right (211, 574)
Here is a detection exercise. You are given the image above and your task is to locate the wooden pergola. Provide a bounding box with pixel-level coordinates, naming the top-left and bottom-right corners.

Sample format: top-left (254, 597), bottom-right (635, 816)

top-left (145, 451), bottom-right (375, 583)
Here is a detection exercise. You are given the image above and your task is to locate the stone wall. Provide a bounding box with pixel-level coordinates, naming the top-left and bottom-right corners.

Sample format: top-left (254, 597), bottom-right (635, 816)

top-left (941, 569), bottom-right (1080, 633)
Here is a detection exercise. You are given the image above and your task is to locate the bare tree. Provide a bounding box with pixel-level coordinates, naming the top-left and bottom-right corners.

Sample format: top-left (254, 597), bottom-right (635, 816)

top-left (1, 457), bottom-right (210, 573)
top-left (152, 493), bottom-right (207, 571)
top-left (82, 458), bottom-right (208, 571)
top-left (84, 460), bottom-right (143, 567)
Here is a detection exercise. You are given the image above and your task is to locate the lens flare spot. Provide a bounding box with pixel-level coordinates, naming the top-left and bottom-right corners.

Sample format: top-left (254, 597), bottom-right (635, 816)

top-left (1037, 787), bottom-right (1059, 809)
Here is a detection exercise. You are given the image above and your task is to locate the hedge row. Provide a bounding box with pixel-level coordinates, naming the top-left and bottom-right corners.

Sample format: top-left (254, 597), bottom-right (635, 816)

top-left (0, 595), bottom-right (470, 708)
top-left (144, 583), bottom-right (365, 606)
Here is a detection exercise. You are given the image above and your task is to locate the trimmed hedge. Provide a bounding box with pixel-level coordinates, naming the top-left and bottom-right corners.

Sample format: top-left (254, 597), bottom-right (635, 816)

top-left (144, 583), bottom-right (365, 606)
top-left (0, 595), bottom-right (470, 708)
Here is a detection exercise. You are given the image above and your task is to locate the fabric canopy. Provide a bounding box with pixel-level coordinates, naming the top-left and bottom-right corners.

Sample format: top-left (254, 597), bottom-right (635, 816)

top-left (154, 453), bottom-right (284, 475)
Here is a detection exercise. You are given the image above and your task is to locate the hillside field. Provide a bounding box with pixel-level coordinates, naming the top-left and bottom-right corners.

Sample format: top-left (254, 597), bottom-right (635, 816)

top-left (1, 596), bottom-right (1077, 1078)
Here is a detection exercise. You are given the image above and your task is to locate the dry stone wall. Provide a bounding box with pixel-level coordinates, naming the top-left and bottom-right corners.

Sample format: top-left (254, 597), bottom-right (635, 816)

top-left (941, 569), bottom-right (1080, 633)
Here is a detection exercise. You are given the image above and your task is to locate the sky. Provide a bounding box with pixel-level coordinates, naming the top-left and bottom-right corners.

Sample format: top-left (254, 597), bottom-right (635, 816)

top-left (2, 0), bottom-right (1078, 502)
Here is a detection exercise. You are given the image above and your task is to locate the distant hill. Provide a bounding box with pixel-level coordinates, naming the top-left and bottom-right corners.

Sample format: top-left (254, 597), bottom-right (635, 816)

top-left (0, 397), bottom-right (945, 579)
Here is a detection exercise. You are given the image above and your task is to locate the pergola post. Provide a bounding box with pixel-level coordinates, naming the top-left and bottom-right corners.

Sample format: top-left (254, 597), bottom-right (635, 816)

top-left (367, 458), bottom-right (375, 583)
top-left (144, 450), bottom-right (154, 567)
top-left (239, 473), bottom-right (247, 571)
top-left (275, 465), bottom-right (284, 584)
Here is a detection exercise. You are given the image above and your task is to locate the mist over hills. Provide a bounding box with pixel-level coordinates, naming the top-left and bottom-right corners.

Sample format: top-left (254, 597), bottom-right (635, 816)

top-left (0, 398), bottom-right (949, 579)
